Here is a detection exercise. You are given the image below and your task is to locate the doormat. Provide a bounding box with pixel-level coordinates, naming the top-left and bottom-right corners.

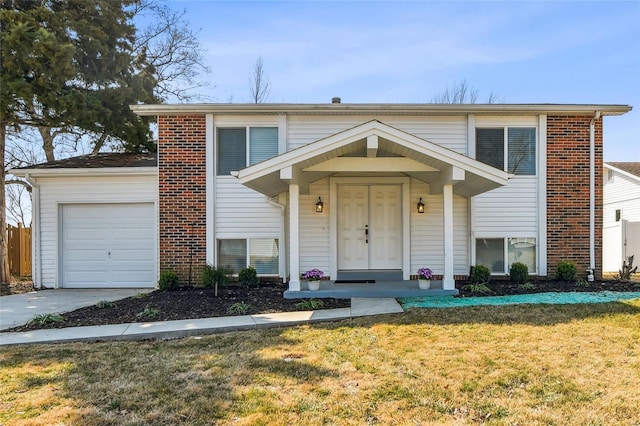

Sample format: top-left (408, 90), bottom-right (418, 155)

top-left (334, 280), bottom-right (376, 284)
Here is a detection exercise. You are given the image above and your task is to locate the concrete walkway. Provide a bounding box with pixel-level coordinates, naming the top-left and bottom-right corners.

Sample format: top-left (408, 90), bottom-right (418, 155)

top-left (0, 298), bottom-right (404, 346)
top-left (0, 289), bottom-right (153, 331)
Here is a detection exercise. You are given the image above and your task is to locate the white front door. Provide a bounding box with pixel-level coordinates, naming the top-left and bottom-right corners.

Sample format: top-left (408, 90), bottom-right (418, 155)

top-left (338, 185), bottom-right (402, 270)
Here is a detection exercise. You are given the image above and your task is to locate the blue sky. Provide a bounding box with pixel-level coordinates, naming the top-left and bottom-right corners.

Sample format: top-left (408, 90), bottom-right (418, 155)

top-left (165, 0), bottom-right (640, 161)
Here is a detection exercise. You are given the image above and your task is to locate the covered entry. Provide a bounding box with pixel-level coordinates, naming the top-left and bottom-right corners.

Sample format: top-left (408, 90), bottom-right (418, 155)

top-left (237, 120), bottom-right (509, 292)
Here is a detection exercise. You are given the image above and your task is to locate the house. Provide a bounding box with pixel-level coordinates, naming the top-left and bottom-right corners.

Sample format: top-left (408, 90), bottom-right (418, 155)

top-left (602, 162), bottom-right (640, 272)
top-left (13, 102), bottom-right (632, 294)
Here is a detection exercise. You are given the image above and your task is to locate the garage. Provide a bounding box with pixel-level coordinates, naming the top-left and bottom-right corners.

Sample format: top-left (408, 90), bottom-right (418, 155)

top-left (60, 203), bottom-right (156, 288)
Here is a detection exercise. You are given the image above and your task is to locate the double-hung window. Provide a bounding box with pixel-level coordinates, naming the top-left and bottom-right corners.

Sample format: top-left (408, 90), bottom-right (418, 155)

top-left (217, 127), bottom-right (278, 175)
top-left (476, 127), bottom-right (536, 175)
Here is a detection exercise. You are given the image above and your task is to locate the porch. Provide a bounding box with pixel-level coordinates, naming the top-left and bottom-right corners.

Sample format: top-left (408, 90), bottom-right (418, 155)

top-left (284, 280), bottom-right (459, 299)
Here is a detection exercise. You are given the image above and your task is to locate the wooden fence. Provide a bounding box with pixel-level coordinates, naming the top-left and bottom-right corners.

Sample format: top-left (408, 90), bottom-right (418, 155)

top-left (7, 224), bottom-right (31, 277)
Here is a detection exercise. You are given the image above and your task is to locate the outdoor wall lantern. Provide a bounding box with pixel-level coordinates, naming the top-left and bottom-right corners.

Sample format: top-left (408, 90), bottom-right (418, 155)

top-left (315, 197), bottom-right (324, 213)
top-left (417, 197), bottom-right (425, 214)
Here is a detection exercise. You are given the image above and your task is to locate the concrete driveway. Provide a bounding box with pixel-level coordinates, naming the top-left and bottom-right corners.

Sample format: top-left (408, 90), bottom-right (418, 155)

top-left (0, 289), bottom-right (152, 331)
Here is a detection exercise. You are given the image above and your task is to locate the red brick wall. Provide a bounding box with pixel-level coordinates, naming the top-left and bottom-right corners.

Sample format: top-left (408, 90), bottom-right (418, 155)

top-left (546, 115), bottom-right (603, 279)
top-left (158, 115), bottom-right (207, 284)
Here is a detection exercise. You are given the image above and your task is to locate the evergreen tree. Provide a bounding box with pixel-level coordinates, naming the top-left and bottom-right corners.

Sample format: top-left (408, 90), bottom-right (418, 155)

top-left (0, 0), bottom-right (157, 282)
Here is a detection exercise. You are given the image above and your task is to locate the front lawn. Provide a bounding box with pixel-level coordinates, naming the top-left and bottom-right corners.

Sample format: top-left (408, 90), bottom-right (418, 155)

top-left (2, 300), bottom-right (639, 425)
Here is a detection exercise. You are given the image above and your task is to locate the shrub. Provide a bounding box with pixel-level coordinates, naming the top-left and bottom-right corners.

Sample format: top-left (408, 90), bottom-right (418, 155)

top-left (615, 255), bottom-right (637, 282)
top-left (295, 299), bottom-right (324, 310)
top-left (509, 262), bottom-right (529, 284)
top-left (239, 266), bottom-right (259, 287)
top-left (555, 261), bottom-right (576, 282)
top-left (462, 283), bottom-right (491, 294)
top-left (95, 300), bottom-right (114, 308)
top-left (136, 307), bottom-right (160, 318)
top-left (28, 313), bottom-right (65, 326)
top-left (202, 264), bottom-right (234, 296)
top-left (517, 282), bottom-right (536, 291)
top-left (158, 271), bottom-right (179, 291)
top-left (470, 264), bottom-right (491, 284)
top-left (227, 302), bottom-right (251, 315)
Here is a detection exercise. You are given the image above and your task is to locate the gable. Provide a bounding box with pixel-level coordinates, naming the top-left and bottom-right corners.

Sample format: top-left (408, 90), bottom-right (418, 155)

top-left (237, 120), bottom-right (509, 198)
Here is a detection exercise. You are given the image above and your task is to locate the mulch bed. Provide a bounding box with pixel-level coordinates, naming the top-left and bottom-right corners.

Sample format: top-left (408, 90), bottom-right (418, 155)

top-left (7, 282), bottom-right (350, 332)
top-left (456, 279), bottom-right (639, 297)
top-left (4, 279), bottom-right (639, 332)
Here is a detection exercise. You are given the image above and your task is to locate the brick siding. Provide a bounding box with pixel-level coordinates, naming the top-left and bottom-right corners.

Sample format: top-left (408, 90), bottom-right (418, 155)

top-left (158, 115), bottom-right (207, 284)
top-left (546, 115), bottom-right (603, 279)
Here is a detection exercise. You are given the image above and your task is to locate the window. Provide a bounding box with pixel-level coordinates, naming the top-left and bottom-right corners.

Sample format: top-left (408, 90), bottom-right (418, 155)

top-left (476, 238), bottom-right (504, 273)
top-left (217, 127), bottom-right (278, 175)
top-left (218, 238), bottom-right (279, 274)
top-left (606, 169), bottom-right (615, 184)
top-left (476, 127), bottom-right (536, 175)
top-left (508, 238), bottom-right (536, 273)
top-left (475, 237), bottom-right (537, 274)
top-left (476, 129), bottom-right (504, 170)
top-left (249, 127), bottom-right (278, 165)
top-left (218, 239), bottom-right (246, 272)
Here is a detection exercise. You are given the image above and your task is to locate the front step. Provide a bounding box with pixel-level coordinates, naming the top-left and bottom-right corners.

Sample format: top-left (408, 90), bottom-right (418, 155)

top-left (337, 270), bottom-right (403, 281)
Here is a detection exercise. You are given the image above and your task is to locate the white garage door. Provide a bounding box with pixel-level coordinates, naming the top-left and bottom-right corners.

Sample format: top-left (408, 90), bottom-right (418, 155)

top-left (61, 203), bottom-right (156, 288)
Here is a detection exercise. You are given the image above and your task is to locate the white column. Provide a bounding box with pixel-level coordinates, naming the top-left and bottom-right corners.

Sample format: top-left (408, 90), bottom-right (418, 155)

top-left (288, 183), bottom-right (301, 291)
top-left (443, 183), bottom-right (455, 289)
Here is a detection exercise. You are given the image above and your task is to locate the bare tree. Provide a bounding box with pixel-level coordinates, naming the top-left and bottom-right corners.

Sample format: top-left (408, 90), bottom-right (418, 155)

top-left (249, 56), bottom-right (271, 104)
top-left (6, 184), bottom-right (30, 227)
top-left (133, 0), bottom-right (211, 103)
top-left (431, 79), bottom-right (502, 104)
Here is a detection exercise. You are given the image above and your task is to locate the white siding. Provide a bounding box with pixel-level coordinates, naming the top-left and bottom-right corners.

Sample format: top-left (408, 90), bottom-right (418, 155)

top-left (603, 169), bottom-right (640, 225)
top-left (215, 176), bottom-right (282, 239)
top-left (473, 177), bottom-right (538, 236)
top-left (35, 174), bottom-right (157, 288)
top-left (299, 179), bottom-right (330, 274)
top-left (410, 179), bottom-right (468, 275)
top-left (603, 167), bottom-right (640, 271)
top-left (287, 115), bottom-right (468, 154)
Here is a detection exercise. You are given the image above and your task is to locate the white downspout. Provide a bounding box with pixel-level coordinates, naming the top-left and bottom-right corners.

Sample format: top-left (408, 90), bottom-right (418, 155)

top-left (24, 174), bottom-right (41, 288)
top-left (588, 111), bottom-right (601, 281)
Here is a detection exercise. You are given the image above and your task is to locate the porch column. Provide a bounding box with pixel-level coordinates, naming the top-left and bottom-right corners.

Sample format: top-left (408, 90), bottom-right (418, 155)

top-left (443, 183), bottom-right (455, 289)
top-left (288, 183), bottom-right (301, 291)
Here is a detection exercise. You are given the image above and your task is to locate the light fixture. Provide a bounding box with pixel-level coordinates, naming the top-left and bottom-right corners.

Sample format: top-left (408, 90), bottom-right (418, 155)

top-left (315, 197), bottom-right (324, 213)
top-left (417, 197), bottom-right (425, 214)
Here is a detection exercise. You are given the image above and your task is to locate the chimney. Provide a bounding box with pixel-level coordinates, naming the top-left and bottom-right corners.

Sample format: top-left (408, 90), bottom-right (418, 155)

top-left (331, 97), bottom-right (341, 104)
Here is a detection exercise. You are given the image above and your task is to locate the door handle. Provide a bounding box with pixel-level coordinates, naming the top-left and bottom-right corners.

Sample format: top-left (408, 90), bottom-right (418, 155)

top-left (365, 225), bottom-right (368, 244)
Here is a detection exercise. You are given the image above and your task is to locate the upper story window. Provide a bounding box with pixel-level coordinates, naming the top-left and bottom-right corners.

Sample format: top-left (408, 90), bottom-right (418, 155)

top-left (476, 127), bottom-right (536, 175)
top-left (217, 127), bottom-right (278, 175)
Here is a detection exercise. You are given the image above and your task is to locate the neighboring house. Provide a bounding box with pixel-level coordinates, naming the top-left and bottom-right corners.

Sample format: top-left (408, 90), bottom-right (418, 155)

top-left (603, 162), bottom-right (640, 272)
top-left (13, 102), bottom-right (632, 293)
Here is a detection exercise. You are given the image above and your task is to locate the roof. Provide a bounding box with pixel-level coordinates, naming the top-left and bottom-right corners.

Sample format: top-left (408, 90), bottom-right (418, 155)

top-left (131, 102), bottom-right (632, 117)
top-left (10, 152), bottom-right (157, 177)
top-left (605, 162), bottom-right (640, 181)
top-left (237, 120), bottom-right (509, 198)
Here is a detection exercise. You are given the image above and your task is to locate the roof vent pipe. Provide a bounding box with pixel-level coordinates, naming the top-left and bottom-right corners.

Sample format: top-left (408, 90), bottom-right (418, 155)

top-left (331, 97), bottom-right (341, 104)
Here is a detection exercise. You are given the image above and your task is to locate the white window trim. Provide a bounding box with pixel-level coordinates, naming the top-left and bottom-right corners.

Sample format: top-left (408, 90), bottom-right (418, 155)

top-left (217, 237), bottom-right (280, 276)
top-left (215, 125), bottom-right (279, 174)
top-left (475, 125), bottom-right (538, 176)
top-left (474, 236), bottom-right (539, 275)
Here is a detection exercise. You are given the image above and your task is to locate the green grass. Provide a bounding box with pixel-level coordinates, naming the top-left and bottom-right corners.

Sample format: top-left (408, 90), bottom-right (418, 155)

top-left (2, 300), bottom-right (639, 425)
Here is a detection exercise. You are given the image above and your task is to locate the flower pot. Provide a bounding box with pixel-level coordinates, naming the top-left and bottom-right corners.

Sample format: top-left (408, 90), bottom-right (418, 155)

top-left (308, 280), bottom-right (320, 291)
top-left (418, 279), bottom-right (431, 290)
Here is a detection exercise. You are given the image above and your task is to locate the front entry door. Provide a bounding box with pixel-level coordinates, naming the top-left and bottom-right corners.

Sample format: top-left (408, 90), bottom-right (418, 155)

top-left (338, 185), bottom-right (402, 270)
